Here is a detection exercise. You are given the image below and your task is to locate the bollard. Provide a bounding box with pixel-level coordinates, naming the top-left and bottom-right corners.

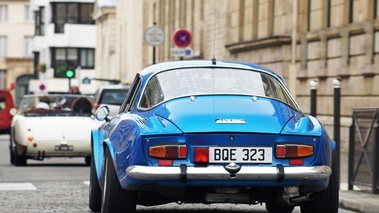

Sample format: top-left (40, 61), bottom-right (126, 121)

top-left (333, 78), bottom-right (341, 186)
top-left (310, 80), bottom-right (318, 117)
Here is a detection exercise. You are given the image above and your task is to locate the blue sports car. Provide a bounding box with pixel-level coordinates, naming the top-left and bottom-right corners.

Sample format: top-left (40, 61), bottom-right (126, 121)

top-left (89, 60), bottom-right (338, 213)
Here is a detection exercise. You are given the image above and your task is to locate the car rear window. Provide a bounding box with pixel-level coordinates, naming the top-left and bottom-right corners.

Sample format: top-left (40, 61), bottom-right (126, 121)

top-left (99, 89), bottom-right (128, 105)
top-left (139, 68), bottom-right (298, 109)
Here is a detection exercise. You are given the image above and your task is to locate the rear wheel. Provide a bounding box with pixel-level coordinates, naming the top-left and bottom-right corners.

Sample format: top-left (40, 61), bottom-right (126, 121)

top-left (85, 156), bottom-right (91, 166)
top-left (89, 154), bottom-right (101, 212)
top-left (101, 148), bottom-right (136, 213)
top-left (12, 145), bottom-right (27, 166)
top-left (300, 156), bottom-right (339, 213)
top-left (9, 145), bottom-right (15, 165)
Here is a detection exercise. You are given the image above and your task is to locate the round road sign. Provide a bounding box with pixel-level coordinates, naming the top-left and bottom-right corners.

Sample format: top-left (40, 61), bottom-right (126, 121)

top-left (173, 29), bottom-right (192, 48)
top-left (39, 84), bottom-right (45, 91)
top-left (144, 25), bottom-right (165, 46)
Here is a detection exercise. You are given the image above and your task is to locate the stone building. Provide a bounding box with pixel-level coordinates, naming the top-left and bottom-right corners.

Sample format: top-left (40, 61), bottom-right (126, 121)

top-left (97, 0), bottom-right (379, 152)
top-left (0, 0), bottom-right (34, 105)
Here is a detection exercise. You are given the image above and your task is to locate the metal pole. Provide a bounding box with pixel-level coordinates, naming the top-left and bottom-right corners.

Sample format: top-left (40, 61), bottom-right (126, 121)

top-left (153, 46), bottom-right (156, 64)
top-left (153, 22), bottom-right (156, 64)
top-left (333, 78), bottom-right (341, 185)
top-left (68, 78), bottom-right (72, 94)
top-left (310, 80), bottom-right (318, 117)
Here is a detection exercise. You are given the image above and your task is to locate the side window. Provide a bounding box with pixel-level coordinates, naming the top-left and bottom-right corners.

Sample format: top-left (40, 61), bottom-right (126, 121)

top-left (120, 75), bottom-right (141, 113)
top-left (0, 96), bottom-right (5, 110)
top-left (139, 75), bottom-right (164, 109)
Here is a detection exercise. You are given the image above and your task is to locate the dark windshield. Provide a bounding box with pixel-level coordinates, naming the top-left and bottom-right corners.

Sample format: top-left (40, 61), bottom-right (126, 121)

top-left (99, 89), bottom-right (129, 105)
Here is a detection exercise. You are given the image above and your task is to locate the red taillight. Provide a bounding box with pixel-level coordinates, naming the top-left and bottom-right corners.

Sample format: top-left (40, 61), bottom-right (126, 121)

top-left (276, 144), bottom-right (313, 158)
top-left (194, 147), bottom-right (209, 163)
top-left (149, 145), bottom-right (187, 159)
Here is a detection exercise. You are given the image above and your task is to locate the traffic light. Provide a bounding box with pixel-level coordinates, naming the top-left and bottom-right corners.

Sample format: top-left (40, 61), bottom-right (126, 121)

top-left (65, 69), bottom-right (75, 78)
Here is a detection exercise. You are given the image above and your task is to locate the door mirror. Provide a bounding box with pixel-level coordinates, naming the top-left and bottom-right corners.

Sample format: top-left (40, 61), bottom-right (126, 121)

top-left (95, 105), bottom-right (110, 122)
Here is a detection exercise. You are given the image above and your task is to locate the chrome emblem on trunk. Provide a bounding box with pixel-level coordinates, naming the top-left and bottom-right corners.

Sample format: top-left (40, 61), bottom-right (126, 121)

top-left (215, 119), bottom-right (246, 124)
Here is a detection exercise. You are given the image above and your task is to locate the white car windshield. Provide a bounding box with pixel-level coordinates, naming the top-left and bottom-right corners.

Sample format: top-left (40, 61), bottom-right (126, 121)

top-left (139, 68), bottom-right (298, 109)
top-left (19, 94), bottom-right (94, 116)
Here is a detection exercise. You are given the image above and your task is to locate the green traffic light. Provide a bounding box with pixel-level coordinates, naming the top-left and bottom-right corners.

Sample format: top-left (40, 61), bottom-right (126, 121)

top-left (66, 70), bottom-right (74, 78)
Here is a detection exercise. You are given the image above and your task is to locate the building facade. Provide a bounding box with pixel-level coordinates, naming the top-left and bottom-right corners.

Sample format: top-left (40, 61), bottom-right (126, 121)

top-left (0, 0), bottom-right (34, 105)
top-left (30, 0), bottom-right (97, 94)
top-left (104, 0), bottom-right (379, 153)
top-left (93, 0), bottom-right (117, 87)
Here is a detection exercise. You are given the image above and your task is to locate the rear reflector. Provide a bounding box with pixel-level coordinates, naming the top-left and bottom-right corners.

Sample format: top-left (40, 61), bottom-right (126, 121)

top-left (194, 147), bottom-right (209, 163)
top-left (158, 159), bottom-right (173, 166)
top-left (276, 144), bottom-right (313, 158)
top-left (149, 145), bottom-right (187, 159)
top-left (289, 159), bottom-right (304, 165)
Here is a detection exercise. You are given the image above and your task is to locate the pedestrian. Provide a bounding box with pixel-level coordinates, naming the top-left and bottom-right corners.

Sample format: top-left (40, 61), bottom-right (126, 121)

top-left (70, 86), bottom-right (81, 94)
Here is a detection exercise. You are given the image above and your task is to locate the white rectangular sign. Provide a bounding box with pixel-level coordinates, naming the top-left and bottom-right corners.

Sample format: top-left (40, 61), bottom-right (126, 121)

top-left (170, 48), bottom-right (192, 57)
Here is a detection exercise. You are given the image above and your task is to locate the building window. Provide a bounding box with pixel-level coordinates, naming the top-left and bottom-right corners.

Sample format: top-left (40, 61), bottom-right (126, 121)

top-left (51, 48), bottom-right (95, 78)
top-left (24, 36), bottom-right (33, 57)
top-left (35, 7), bottom-right (45, 36)
top-left (52, 3), bottom-right (95, 33)
top-left (80, 49), bottom-right (94, 68)
top-left (0, 36), bottom-right (7, 56)
top-left (25, 5), bottom-right (33, 21)
top-left (0, 69), bottom-right (5, 89)
top-left (0, 5), bottom-right (7, 21)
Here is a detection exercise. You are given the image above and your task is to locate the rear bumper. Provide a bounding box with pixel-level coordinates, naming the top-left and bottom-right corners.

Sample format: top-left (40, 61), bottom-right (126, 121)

top-left (126, 165), bottom-right (331, 182)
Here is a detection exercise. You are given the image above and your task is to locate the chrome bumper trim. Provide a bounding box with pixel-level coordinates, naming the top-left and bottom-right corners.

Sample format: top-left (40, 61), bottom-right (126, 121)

top-left (126, 165), bottom-right (331, 181)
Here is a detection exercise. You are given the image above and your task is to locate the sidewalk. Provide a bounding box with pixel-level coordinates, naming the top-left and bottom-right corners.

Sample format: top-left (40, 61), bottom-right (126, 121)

top-left (339, 153), bottom-right (379, 213)
top-left (339, 189), bottom-right (379, 213)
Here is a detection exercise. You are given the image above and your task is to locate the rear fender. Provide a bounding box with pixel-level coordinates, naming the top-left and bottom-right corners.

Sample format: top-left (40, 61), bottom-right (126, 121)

top-left (91, 129), bottom-right (106, 184)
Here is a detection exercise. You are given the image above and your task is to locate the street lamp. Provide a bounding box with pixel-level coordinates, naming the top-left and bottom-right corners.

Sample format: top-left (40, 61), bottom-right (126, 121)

top-left (309, 80), bottom-right (318, 117)
top-left (333, 78), bottom-right (341, 185)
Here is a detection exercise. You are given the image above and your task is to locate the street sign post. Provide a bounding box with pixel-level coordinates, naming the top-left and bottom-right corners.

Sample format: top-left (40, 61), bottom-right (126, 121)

top-left (145, 24), bottom-right (165, 64)
top-left (144, 25), bottom-right (165, 46)
top-left (170, 48), bottom-right (193, 57)
top-left (173, 29), bottom-right (192, 48)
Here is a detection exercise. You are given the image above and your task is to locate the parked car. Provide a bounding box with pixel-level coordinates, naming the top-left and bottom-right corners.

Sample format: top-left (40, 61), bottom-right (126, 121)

top-left (89, 60), bottom-right (338, 213)
top-left (0, 89), bottom-right (14, 134)
top-left (9, 94), bottom-right (101, 166)
top-left (92, 84), bottom-right (130, 117)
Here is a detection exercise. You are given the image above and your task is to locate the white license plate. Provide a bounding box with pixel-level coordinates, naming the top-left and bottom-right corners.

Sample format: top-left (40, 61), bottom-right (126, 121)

top-left (54, 145), bottom-right (74, 151)
top-left (209, 147), bottom-right (272, 163)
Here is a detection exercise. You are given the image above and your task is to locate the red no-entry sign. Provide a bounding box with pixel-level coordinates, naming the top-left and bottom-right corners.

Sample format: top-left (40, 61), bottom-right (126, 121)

top-left (173, 29), bottom-right (192, 48)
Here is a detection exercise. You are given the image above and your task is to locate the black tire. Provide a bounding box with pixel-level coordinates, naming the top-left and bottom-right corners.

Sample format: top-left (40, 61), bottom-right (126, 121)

top-left (89, 154), bottom-right (101, 212)
top-left (101, 148), bottom-right (136, 213)
top-left (9, 144), bottom-right (15, 165)
top-left (85, 156), bottom-right (91, 166)
top-left (300, 157), bottom-right (339, 213)
top-left (13, 146), bottom-right (27, 166)
top-left (266, 203), bottom-right (294, 213)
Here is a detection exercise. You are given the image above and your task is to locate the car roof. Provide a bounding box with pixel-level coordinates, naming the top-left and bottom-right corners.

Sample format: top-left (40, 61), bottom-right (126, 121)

top-left (97, 84), bottom-right (130, 90)
top-left (138, 60), bottom-right (286, 84)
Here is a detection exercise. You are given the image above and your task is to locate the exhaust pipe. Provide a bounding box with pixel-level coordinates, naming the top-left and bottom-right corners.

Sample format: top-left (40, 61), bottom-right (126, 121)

top-left (289, 192), bottom-right (315, 204)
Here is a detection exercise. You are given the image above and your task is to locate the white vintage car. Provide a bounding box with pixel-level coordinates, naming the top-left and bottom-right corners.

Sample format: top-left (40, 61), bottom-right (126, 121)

top-left (9, 94), bottom-right (101, 166)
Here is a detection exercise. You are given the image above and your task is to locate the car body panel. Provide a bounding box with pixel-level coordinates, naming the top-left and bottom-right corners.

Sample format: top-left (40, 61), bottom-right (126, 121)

top-left (0, 89), bottom-right (14, 133)
top-left (13, 116), bottom-right (97, 157)
top-left (91, 60), bottom-right (336, 209)
top-left (10, 94), bottom-right (101, 164)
